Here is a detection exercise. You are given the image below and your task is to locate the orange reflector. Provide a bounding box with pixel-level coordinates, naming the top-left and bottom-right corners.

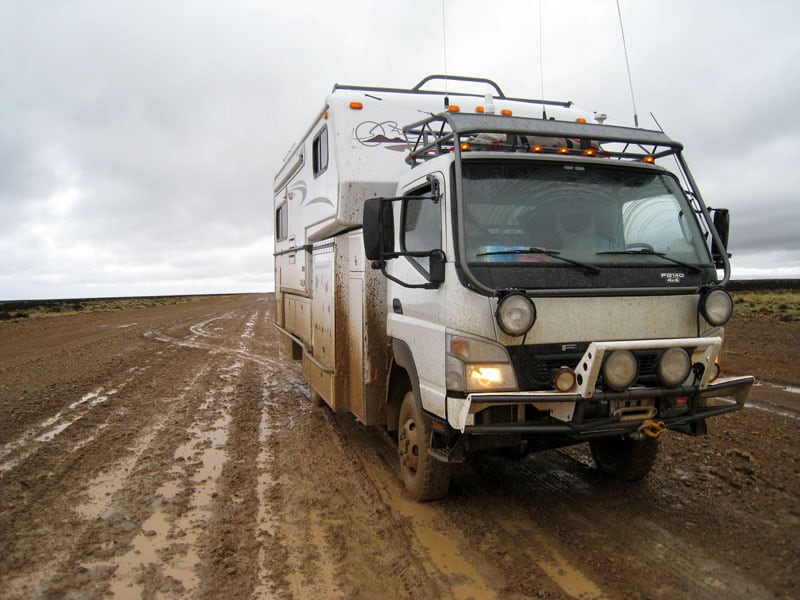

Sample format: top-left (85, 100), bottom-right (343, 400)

top-left (501, 108), bottom-right (512, 116)
top-left (583, 147), bottom-right (597, 157)
top-left (531, 144), bottom-right (544, 153)
top-left (643, 155), bottom-right (656, 164)
top-left (558, 146), bottom-right (570, 154)
top-left (349, 101), bottom-right (363, 110)
top-left (449, 104), bottom-right (461, 113)
top-left (323, 111), bottom-right (329, 120)
top-left (460, 142), bottom-right (471, 152)
top-left (576, 117), bottom-right (587, 124)
top-left (476, 105), bottom-right (485, 113)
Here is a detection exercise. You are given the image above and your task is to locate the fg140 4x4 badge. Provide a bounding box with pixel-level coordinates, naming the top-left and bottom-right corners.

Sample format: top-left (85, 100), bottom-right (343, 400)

top-left (661, 272), bottom-right (685, 284)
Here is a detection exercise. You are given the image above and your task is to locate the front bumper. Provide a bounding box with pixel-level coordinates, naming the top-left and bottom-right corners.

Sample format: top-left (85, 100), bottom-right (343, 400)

top-left (447, 336), bottom-right (753, 437)
top-left (450, 375), bottom-right (753, 437)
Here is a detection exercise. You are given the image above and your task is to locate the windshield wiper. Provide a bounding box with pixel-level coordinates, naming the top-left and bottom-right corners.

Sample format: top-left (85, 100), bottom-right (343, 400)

top-left (476, 247), bottom-right (601, 273)
top-left (597, 249), bottom-right (701, 274)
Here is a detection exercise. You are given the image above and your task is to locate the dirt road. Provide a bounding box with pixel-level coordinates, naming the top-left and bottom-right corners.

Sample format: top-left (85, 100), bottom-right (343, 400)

top-left (1, 294), bottom-right (797, 599)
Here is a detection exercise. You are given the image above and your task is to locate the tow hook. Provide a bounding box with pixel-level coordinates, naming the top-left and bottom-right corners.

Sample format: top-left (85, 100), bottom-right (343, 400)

top-left (636, 419), bottom-right (667, 439)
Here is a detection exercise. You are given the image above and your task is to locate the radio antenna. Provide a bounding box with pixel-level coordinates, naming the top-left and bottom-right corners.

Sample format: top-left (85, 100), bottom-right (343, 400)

top-left (616, 0), bottom-right (639, 127)
top-left (538, 0), bottom-right (547, 119)
top-left (441, 0), bottom-right (449, 108)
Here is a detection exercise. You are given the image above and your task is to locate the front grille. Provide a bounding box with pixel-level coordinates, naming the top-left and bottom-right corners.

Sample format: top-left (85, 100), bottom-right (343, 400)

top-left (507, 343), bottom-right (660, 391)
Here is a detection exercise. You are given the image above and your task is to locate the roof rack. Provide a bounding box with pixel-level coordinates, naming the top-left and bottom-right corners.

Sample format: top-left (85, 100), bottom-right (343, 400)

top-left (404, 112), bottom-right (683, 166)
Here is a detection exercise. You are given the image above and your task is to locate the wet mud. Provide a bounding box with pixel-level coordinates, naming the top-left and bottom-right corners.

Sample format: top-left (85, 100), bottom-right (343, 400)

top-left (0, 294), bottom-right (797, 599)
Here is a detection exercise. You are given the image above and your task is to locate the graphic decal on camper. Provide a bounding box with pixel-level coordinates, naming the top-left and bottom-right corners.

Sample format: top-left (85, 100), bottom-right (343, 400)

top-left (355, 120), bottom-right (407, 152)
top-left (288, 181), bottom-right (306, 202)
top-left (304, 196), bottom-right (335, 209)
top-left (291, 180), bottom-right (334, 210)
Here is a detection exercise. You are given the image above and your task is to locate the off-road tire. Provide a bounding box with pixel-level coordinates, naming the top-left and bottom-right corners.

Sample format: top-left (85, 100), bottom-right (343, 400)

top-left (398, 391), bottom-right (451, 501)
top-left (589, 435), bottom-right (659, 482)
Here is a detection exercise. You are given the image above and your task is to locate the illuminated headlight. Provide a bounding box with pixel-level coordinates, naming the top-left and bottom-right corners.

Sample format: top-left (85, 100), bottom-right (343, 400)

top-left (446, 332), bottom-right (518, 393)
top-left (496, 293), bottom-right (536, 337)
top-left (700, 287), bottom-right (733, 326)
top-left (466, 364), bottom-right (518, 391)
top-left (602, 350), bottom-right (638, 391)
top-left (656, 347), bottom-right (691, 388)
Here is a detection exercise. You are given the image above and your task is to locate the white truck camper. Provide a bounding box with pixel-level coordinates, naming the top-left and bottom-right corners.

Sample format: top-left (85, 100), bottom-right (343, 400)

top-left (273, 75), bottom-right (754, 501)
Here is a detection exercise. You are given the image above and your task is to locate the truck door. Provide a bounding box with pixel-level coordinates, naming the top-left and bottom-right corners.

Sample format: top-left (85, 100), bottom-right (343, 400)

top-left (387, 174), bottom-right (448, 416)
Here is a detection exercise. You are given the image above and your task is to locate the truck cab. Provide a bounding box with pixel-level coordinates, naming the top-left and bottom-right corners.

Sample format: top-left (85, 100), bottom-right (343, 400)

top-left (363, 106), bottom-right (753, 500)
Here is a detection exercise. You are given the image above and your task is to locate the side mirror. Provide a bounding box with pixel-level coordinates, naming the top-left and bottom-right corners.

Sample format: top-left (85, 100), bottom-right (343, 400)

top-left (711, 208), bottom-right (730, 268)
top-left (363, 198), bottom-right (394, 261)
top-left (429, 249), bottom-right (446, 284)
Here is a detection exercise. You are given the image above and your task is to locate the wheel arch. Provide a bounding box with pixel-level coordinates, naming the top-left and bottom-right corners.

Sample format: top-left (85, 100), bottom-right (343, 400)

top-left (387, 338), bottom-right (420, 432)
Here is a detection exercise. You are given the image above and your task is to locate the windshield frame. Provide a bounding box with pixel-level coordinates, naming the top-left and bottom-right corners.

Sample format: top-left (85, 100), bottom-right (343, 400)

top-left (452, 154), bottom-right (718, 297)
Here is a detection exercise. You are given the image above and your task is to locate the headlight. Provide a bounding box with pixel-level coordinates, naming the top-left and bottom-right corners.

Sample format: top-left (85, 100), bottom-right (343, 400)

top-left (496, 293), bottom-right (536, 337)
top-left (700, 287), bottom-right (732, 326)
top-left (446, 332), bottom-right (518, 393)
top-left (602, 350), bottom-right (638, 391)
top-left (656, 347), bottom-right (691, 388)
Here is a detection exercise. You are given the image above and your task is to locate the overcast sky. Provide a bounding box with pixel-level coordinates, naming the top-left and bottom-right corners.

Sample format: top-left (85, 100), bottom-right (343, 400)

top-left (1, 0), bottom-right (798, 300)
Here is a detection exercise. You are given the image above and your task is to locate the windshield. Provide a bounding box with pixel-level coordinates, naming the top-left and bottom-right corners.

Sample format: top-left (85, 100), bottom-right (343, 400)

top-left (461, 160), bottom-right (712, 269)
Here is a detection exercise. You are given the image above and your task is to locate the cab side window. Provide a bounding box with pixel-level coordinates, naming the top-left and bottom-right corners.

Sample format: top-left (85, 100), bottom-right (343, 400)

top-left (402, 183), bottom-right (441, 273)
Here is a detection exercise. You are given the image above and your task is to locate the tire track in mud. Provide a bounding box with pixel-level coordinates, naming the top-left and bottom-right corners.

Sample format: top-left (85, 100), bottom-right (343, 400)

top-left (2, 295), bottom-right (796, 599)
top-left (0, 341), bottom-right (211, 598)
top-left (252, 358), bottom-right (444, 598)
top-left (0, 298), bottom-right (272, 598)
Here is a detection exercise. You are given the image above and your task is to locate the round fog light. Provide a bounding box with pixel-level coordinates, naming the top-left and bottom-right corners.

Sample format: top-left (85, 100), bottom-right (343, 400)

top-left (496, 293), bottom-right (536, 336)
top-left (553, 367), bottom-right (577, 392)
top-left (700, 287), bottom-right (733, 326)
top-left (657, 347), bottom-right (691, 388)
top-left (603, 350), bottom-right (638, 391)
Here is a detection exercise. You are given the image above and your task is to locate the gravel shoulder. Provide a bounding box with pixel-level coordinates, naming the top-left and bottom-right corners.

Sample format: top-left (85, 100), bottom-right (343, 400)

top-left (0, 294), bottom-right (797, 599)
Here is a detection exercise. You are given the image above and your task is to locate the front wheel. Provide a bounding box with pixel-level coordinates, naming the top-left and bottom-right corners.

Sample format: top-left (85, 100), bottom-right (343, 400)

top-left (589, 435), bottom-right (659, 482)
top-left (398, 391), bottom-right (451, 501)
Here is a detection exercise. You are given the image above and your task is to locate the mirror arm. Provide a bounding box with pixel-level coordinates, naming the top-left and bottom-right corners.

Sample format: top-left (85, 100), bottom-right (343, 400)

top-left (373, 261), bottom-right (442, 290)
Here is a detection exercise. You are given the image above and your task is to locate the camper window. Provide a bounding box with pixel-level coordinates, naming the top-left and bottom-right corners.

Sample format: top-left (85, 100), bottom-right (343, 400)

top-left (276, 202), bottom-right (289, 241)
top-left (313, 127), bottom-right (329, 177)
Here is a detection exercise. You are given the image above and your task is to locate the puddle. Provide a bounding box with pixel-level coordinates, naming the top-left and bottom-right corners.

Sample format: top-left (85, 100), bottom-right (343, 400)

top-left (754, 381), bottom-right (800, 395)
top-left (363, 462), bottom-right (496, 600)
top-left (97, 388), bottom-right (232, 597)
top-left (1, 387), bottom-right (121, 474)
top-left (496, 517), bottom-right (608, 600)
top-left (76, 429), bottom-right (161, 520)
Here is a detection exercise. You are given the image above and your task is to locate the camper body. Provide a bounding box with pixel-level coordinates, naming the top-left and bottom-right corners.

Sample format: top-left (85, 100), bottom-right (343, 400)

top-left (273, 76), bottom-right (753, 500)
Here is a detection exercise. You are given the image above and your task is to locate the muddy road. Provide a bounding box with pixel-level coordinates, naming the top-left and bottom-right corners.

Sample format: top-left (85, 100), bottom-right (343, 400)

top-left (1, 294), bottom-right (797, 599)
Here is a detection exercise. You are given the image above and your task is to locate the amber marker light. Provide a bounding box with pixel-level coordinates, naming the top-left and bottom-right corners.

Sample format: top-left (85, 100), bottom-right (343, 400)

top-left (349, 101), bottom-right (363, 110)
top-left (501, 108), bottom-right (513, 116)
top-left (460, 142), bottom-right (472, 152)
top-left (643, 155), bottom-right (656, 164)
top-left (476, 105), bottom-right (485, 113)
top-left (576, 117), bottom-right (587, 123)
top-left (558, 146), bottom-right (570, 154)
top-left (449, 104), bottom-right (461, 113)
top-left (583, 147), bottom-right (597, 157)
top-left (531, 144), bottom-right (544, 153)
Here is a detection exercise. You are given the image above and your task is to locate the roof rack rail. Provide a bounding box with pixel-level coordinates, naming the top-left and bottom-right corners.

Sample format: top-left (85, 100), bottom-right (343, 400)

top-left (404, 112), bottom-right (683, 166)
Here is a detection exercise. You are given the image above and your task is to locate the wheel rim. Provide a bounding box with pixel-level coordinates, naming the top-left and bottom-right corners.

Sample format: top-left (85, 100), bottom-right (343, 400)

top-left (399, 416), bottom-right (420, 475)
